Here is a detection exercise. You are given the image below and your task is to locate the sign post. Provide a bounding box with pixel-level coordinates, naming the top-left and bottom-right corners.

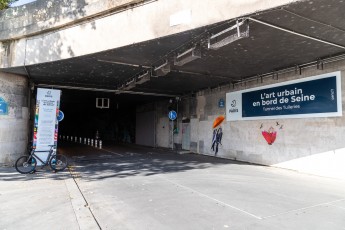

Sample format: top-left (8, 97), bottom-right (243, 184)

top-left (57, 110), bottom-right (64, 122)
top-left (33, 88), bottom-right (61, 165)
top-left (168, 110), bottom-right (177, 150)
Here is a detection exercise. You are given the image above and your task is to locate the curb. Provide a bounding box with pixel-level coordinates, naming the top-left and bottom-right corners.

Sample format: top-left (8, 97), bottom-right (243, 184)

top-left (65, 166), bottom-right (101, 230)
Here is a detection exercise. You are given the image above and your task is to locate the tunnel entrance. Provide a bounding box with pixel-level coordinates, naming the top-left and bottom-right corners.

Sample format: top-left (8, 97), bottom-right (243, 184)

top-left (57, 89), bottom-right (164, 149)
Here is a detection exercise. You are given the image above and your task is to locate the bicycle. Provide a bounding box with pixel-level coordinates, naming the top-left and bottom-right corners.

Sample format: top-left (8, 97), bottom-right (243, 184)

top-left (15, 145), bottom-right (68, 174)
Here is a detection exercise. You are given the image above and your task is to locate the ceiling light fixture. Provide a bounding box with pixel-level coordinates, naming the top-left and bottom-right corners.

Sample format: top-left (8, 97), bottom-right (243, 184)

top-left (174, 45), bottom-right (201, 66)
top-left (123, 78), bottom-right (136, 90)
top-left (152, 60), bottom-right (170, 77)
top-left (136, 71), bottom-right (151, 84)
top-left (208, 19), bottom-right (249, 50)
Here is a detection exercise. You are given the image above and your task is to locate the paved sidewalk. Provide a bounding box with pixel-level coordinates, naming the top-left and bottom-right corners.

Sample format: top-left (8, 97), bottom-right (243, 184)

top-left (0, 166), bottom-right (98, 230)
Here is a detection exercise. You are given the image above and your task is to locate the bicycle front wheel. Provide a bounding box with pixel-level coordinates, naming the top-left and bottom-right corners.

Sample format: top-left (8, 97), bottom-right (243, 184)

top-left (15, 156), bottom-right (37, 174)
top-left (50, 154), bottom-right (68, 172)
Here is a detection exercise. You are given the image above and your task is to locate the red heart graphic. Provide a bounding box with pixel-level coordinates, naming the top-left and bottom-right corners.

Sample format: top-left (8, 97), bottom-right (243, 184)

top-left (262, 130), bottom-right (277, 145)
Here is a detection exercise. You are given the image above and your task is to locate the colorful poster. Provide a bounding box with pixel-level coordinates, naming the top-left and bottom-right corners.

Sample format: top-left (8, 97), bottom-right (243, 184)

top-left (226, 71), bottom-right (342, 121)
top-left (33, 88), bottom-right (61, 164)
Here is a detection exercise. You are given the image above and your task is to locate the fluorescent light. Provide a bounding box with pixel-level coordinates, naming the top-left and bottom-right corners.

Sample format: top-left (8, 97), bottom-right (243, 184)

top-left (208, 20), bottom-right (249, 50)
top-left (153, 61), bottom-right (170, 77)
top-left (136, 71), bottom-right (151, 84)
top-left (123, 78), bottom-right (136, 90)
top-left (174, 46), bottom-right (201, 66)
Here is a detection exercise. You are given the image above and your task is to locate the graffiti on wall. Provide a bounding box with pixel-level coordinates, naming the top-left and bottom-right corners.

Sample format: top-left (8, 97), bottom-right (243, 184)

top-left (260, 122), bottom-right (283, 145)
top-left (211, 115), bottom-right (224, 155)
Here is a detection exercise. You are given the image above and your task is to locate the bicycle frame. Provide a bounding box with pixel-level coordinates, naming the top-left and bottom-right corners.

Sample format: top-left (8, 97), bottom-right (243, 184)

top-left (30, 146), bottom-right (55, 166)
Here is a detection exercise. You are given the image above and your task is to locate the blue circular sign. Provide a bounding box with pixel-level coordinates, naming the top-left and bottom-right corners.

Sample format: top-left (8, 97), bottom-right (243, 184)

top-left (57, 110), bottom-right (64, 122)
top-left (168, 110), bottom-right (177, 121)
top-left (218, 98), bottom-right (225, 108)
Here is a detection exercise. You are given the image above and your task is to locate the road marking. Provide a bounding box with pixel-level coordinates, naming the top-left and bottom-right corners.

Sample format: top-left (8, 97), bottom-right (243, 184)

top-left (73, 156), bottom-right (86, 158)
top-left (330, 204), bottom-right (345, 211)
top-left (262, 198), bottom-right (345, 219)
top-left (100, 148), bottom-right (123, 156)
top-left (156, 175), bottom-right (262, 220)
top-left (125, 152), bottom-right (140, 156)
top-left (99, 155), bottom-right (112, 158)
top-left (147, 152), bottom-right (160, 155)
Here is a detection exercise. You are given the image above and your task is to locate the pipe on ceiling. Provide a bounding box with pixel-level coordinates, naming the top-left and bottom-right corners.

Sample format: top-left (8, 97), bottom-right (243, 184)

top-left (248, 17), bottom-right (345, 50)
top-left (36, 83), bottom-right (178, 97)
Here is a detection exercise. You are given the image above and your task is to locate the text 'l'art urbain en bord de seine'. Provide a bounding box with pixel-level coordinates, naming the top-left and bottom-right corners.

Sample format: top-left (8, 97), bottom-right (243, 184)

top-left (254, 87), bottom-right (316, 111)
top-left (226, 72), bottom-right (342, 121)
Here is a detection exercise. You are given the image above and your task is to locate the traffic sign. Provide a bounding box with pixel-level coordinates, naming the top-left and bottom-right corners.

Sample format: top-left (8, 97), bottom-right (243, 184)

top-left (168, 110), bottom-right (177, 121)
top-left (57, 110), bottom-right (64, 122)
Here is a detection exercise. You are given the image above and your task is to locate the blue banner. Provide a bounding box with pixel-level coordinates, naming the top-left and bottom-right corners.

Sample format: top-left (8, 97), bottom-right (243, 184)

top-left (243, 76), bottom-right (337, 117)
top-left (226, 72), bottom-right (342, 121)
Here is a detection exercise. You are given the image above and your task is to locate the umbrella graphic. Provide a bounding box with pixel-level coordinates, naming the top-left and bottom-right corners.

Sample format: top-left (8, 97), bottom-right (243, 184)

top-left (213, 115), bottom-right (225, 129)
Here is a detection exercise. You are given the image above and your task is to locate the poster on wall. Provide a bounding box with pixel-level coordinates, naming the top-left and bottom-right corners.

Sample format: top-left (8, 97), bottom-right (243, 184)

top-left (0, 97), bottom-right (9, 115)
top-left (33, 88), bottom-right (61, 164)
top-left (226, 71), bottom-right (342, 121)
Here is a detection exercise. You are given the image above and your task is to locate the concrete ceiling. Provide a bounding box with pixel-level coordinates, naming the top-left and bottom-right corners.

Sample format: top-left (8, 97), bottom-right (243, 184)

top-left (3, 0), bottom-right (345, 99)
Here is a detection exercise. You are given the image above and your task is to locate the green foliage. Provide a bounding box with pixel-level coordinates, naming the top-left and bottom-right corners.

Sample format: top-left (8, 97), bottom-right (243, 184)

top-left (0, 0), bottom-right (18, 10)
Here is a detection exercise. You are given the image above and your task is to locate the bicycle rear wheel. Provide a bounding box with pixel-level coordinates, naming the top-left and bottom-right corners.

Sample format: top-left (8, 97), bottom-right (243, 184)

top-left (15, 156), bottom-right (37, 174)
top-left (50, 154), bottom-right (68, 172)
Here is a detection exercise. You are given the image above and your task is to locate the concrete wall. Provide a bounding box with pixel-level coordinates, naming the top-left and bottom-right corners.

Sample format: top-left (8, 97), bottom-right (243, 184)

top-left (0, 0), bottom-right (301, 68)
top-left (154, 60), bottom-right (345, 180)
top-left (0, 0), bottom-right (149, 41)
top-left (0, 72), bottom-right (29, 165)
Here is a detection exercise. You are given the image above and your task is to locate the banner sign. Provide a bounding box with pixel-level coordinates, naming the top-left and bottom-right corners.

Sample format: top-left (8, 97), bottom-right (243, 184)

top-left (33, 88), bottom-right (61, 164)
top-left (226, 71), bottom-right (342, 121)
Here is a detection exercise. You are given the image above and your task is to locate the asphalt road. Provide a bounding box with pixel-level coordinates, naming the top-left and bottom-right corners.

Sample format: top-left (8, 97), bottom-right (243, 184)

top-left (60, 143), bottom-right (345, 230)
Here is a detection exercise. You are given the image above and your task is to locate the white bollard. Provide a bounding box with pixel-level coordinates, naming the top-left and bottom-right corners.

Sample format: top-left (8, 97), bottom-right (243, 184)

top-left (75, 136), bottom-right (77, 142)
top-left (91, 139), bottom-right (94, 146)
top-left (79, 137), bottom-right (82, 143)
top-left (99, 140), bottom-right (102, 149)
top-left (67, 136), bottom-right (69, 141)
top-left (87, 138), bottom-right (90, 145)
top-left (63, 135), bottom-right (65, 140)
top-left (84, 138), bottom-right (87, 144)
top-left (95, 140), bottom-right (98, 148)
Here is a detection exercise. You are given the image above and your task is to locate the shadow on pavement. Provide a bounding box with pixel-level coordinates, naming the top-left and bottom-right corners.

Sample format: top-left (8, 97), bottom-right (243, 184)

top-left (0, 166), bottom-right (70, 181)
top-left (58, 142), bottom-right (258, 181)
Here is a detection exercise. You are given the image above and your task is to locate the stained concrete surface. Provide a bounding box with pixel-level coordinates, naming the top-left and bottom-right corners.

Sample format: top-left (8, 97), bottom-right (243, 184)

top-left (61, 143), bottom-right (345, 230)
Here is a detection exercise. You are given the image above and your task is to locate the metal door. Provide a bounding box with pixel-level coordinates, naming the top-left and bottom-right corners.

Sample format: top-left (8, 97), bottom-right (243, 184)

top-left (182, 123), bottom-right (191, 150)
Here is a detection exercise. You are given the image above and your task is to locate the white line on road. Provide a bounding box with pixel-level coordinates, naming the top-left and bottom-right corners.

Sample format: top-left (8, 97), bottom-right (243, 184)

top-left (100, 148), bottom-right (124, 156)
top-left (156, 175), bottom-right (262, 220)
top-left (262, 198), bottom-right (345, 219)
top-left (330, 204), bottom-right (345, 211)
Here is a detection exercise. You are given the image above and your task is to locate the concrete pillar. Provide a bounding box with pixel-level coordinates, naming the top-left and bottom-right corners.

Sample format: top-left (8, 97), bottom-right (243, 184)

top-left (0, 72), bottom-right (29, 165)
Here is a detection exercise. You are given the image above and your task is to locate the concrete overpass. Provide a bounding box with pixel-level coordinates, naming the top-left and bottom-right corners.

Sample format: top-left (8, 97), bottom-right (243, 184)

top-left (1, 0), bottom-right (345, 179)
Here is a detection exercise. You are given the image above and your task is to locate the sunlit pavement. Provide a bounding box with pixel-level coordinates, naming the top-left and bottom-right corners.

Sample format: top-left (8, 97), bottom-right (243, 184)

top-left (60, 143), bottom-right (345, 230)
top-left (0, 168), bottom-right (79, 230)
top-left (1, 143), bottom-right (344, 230)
